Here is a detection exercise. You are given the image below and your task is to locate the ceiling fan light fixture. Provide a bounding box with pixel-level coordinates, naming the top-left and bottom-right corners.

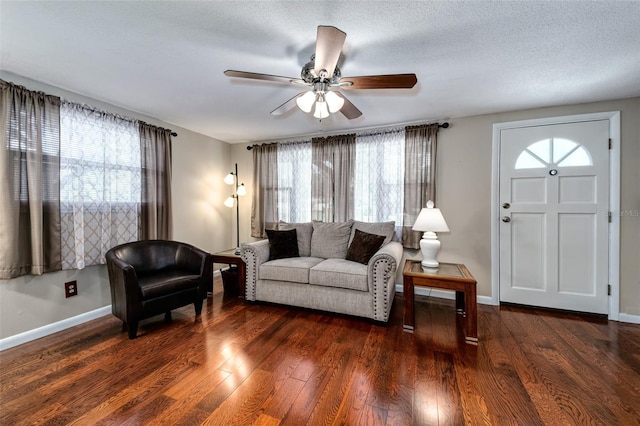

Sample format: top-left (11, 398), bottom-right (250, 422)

top-left (296, 91), bottom-right (316, 113)
top-left (325, 91), bottom-right (344, 113)
top-left (313, 100), bottom-right (329, 119)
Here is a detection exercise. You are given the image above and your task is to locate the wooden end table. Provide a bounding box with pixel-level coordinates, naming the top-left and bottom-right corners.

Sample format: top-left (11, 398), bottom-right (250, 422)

top-left (212, 249), bottom-right (246, 298)
top-left (403, 260), bottom-right (478, 344)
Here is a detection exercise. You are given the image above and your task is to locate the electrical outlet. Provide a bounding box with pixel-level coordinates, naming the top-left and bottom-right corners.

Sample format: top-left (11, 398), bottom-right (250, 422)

top-left (65, 280), bottom-right (78, 298)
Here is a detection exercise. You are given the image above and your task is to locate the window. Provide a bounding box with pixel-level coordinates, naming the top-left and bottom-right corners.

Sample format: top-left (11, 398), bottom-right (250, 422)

top-left (515, 138), bottom-right (593, 169)
top-left (354, 130), bottom-right (405, 239)
top-left (274, 128), bottom-right (405, 238)
top-left (2, 80), bottom-right (172, 278)
top-left (60, 102), bottom-right (141, 270)
top-left (277, 142), bottom-right (312, 223)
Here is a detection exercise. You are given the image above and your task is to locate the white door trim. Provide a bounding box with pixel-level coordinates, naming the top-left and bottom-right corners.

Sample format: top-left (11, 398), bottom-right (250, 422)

top-left (491, 111), bottom-right (621, 320)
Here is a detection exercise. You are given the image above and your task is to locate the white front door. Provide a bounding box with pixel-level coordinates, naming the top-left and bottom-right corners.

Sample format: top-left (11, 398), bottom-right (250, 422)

top-left (499, 120), bottom-right (610, 314)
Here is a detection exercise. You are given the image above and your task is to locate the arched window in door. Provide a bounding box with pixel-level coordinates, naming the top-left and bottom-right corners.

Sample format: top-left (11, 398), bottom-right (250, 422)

top-left (515, 138), bottom-right (593, 169)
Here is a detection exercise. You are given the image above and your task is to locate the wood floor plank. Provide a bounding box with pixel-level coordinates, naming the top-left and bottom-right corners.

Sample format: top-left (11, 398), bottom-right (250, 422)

top-left (202, 368), bottom-right (274, 425)
top-left (1, 277), bottom-right (639, 425)
top-left (502, 306), bottom-right (632, 425)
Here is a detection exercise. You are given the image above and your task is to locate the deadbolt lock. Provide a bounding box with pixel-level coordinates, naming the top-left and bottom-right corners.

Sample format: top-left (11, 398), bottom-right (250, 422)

top-left (502, 203), bottom-right (511, 209)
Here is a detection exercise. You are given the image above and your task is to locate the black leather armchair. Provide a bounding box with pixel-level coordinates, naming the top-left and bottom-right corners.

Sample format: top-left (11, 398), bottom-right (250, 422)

top-left (106, 240), bottom-right (212, 339)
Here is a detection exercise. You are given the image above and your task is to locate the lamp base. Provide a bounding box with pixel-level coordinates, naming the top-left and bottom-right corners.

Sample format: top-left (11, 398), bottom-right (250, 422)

top-left (421, 260), bottom-right (440, 269)
top-left (419, 232), bottom-right (441, 269)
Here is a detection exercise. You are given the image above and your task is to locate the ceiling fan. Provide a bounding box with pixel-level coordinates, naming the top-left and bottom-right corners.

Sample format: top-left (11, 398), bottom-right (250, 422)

top-left (224, 25), bottom-right (418, 120)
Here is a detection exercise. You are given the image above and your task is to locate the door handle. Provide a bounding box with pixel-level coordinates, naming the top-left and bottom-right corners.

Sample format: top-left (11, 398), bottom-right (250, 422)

top-left (502, 216), bottom-right (511, 223)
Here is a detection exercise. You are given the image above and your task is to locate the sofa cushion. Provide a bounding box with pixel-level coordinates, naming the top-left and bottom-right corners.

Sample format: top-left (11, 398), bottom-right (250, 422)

top-left (310, 220), bottom-right (353, 259)
top-left (309, 259), bottom-right (368, 292)
top-left (260, 257), bottom-right (324, 283)
top-left (138, 271), bottom-right (200, 299)
top-left (266, 229), bottom-right (300, 260)
top-left (279, 221), bottom-right (313, 257)
top-left (349, 220), bottom-right (396, 246)
top-left (346, 229), bottom-right (386, 265)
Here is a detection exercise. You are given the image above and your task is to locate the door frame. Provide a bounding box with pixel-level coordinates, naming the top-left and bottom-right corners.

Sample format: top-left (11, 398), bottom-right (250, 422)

top-left (491, 111), bottom-right (621, 320)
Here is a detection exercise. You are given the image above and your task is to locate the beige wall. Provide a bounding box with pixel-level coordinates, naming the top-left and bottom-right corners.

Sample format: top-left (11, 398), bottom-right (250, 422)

top-left (231, 97), bottom-right (640, 317)
top-left (0, 72), bottom-right (233, 340)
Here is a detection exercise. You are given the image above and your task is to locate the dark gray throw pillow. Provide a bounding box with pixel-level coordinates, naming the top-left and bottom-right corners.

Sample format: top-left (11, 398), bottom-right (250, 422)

top-left (345, 229), bottom-right (386, 265)
top-left (266, 229), bottom-right (300, 260)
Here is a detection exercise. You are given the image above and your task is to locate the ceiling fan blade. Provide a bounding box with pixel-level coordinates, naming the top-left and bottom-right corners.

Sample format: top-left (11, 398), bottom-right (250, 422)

top-left (335, 93), bottom-right (362, 120)
top-left (339, 74), bottom-right (418, 90)
top-left (314, 26), bottom-right (346, 78)
top-left (271, 93), bottom-right (304, 116)
top-left (224, 70), bottom-right (306, 85)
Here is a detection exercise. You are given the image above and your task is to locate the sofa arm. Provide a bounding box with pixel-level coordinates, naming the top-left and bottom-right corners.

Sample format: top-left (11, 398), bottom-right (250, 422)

top-left (240, 240), bottom-right (270, 301)
top-left (368, 241), bottom-right (403, 322)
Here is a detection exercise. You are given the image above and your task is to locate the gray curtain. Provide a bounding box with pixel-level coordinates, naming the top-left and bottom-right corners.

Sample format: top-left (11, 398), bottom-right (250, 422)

top-left (139, 122), bottom-right (173, 240)
top-left (311, 134), bottom-right (356, 222)
top-left (402, 123), bottom-right (439, 248)
top-left (251, 143), bottom-right (279, 238)
top-left (0, 80), bottom-right (62, 279)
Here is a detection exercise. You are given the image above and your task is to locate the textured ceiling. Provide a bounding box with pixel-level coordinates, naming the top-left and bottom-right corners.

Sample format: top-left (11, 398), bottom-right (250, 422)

top-left (1, 1), bottom-right (639, 143)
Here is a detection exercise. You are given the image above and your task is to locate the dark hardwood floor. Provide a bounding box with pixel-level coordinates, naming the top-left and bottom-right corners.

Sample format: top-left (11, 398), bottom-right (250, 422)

top-left (1, 276), bottom-right (639, 425)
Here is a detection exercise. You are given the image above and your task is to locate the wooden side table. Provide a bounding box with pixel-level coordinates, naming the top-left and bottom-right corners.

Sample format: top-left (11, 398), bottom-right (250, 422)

top-left (212, 249), bottom-right (246, 298)
top-left (403, 260), bottom-right (478, 344)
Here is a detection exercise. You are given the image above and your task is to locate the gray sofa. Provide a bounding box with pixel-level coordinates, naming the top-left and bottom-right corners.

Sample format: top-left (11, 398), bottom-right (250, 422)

top-left (241, 220), bottom-right (403, 322)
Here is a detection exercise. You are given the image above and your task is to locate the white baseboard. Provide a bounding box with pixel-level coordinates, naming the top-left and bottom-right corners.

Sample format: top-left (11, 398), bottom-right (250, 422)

top-left (0, 306), bottom-right (112, 352)
top-left (2, 272), bottom-right (224, 352)
top-left (618, 313), bottom-right (640, 324)
top-left (395, 284), bottom-right (494, 305)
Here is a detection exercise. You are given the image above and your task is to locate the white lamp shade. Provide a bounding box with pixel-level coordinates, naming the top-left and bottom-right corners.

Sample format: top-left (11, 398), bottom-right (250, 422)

top-left (224, 173), bottom-right (235, 185)
top-left (236, 183), bottom-right (247, 196)
top-left (224, 196), bottom-right (235, 208)
top-left (296, 91), bottom-right (316, 113)
top-left (313, 101), bottom-right (329, 119)
top-left (325, 91), bottom-right (344, 113)
top-left (412, 201), bottom-right (449, 232)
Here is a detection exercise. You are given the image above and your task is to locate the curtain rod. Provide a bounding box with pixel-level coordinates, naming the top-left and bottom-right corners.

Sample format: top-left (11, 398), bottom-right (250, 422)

top-left (61, 98), bottom-right (178, 137)
top-left (1, 78), bottom-right (181, 136)
top-left (246, 122), bottom-right (449, 150)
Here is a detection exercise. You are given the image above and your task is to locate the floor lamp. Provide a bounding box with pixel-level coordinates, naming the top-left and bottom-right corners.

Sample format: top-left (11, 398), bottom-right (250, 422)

top-left (224, 163), bottom-right (246, 254)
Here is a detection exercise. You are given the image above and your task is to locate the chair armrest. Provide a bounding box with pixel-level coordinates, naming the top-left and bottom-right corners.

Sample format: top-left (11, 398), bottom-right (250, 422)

top-left (368, 241), bottom-right (403, 322)
top-left (106, 252), bottom-right (142, 321)
top-left (176, 244), bottom-right (213, 298)
top-left (240, 240), bottom-right (270, 301)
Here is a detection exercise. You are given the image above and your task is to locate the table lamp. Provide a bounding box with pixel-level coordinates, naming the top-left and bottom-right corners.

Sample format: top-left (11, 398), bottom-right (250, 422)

top-left (412, 200), bottom-right (450, 268)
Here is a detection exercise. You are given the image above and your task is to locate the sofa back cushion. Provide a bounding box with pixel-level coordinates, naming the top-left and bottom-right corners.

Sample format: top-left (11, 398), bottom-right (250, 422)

top-left (349, 220), bottom-right (396, 246)
top-left (278, 221), bottom-right (313, 257)
top-left (310, 220), bottom-right (353, 259)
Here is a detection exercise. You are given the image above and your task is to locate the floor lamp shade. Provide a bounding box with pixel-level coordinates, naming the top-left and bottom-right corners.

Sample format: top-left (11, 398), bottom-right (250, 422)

top-left (412, 200), bottom-right (450, 268)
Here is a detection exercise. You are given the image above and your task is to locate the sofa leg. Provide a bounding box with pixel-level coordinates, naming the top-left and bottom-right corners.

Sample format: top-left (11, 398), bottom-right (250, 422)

top-left (194, 298), bottom-right (203, 316)
top-left (164, 311), bottom-right (172, 322)
top-left (127, 321), bottom-right (139, 339)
